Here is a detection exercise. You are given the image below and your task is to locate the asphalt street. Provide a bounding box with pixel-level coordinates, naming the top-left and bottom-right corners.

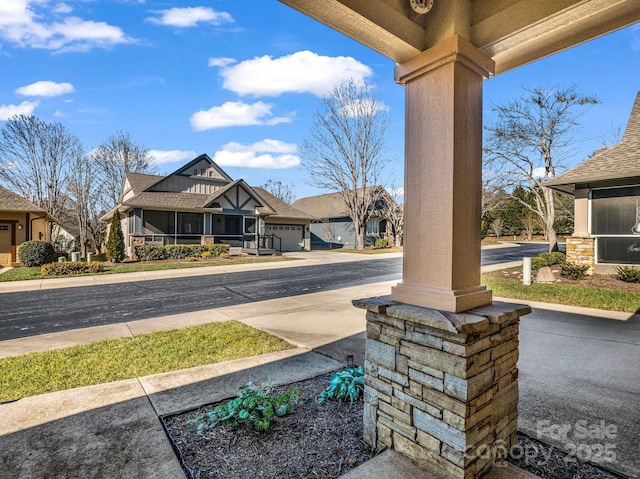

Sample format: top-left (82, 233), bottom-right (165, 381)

top-left (0, 243), bottom-right (550, 341)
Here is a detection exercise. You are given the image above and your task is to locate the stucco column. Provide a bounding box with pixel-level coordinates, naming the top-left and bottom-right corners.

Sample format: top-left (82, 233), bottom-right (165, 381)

top-left (391, 35), bottom-right (494, 313)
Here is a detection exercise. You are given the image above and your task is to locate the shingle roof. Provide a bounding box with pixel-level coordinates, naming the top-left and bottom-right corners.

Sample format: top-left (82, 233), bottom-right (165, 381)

top-left (0, 185), bottom-right (48, 213)
top-left (253, 188), bottom-right (315, 220)
top-left (124, 172), bottom-right (164, 196)
top-left (546, 91), bottom-right (640, 193)
top-left (122, 191), bottom-right (214, 210)
top-left (292, 191), bottom-right (351, 219)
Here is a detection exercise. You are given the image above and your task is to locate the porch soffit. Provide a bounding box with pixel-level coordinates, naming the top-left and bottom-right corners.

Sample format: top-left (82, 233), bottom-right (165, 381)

top-left (278, 0), bottom-right (640, 74)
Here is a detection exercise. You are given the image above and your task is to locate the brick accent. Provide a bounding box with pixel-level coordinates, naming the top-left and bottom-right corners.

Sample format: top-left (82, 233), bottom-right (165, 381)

top-left (565, 236), bottom-right (595, 275)
top-left (354, 297), bottom-right (531, 479)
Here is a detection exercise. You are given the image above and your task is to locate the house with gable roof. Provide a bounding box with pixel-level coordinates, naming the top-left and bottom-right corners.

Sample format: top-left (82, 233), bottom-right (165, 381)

top-left (0, 186), bottom-right (58, 266)
top-left (101, 154), bottom-right (313, 257)
top-left (546, 91), bottom-right (640, 271)
top-left (292, 187), bottom-right (395, 248)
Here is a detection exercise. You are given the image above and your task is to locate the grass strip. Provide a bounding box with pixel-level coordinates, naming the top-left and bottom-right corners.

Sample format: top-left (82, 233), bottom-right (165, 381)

top-left (0, 256), bottom-right (296, 282)
top-left (482, 276), bottom-right (640, 313)
top-left (0, 321), bottom-right (294, 402)
top-left (330, 247), bottom-right (403, 254)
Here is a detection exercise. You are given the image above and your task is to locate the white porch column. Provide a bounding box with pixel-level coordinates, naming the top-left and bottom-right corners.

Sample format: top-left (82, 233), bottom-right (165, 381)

top-left (391, 35), bottom-right (494, 313)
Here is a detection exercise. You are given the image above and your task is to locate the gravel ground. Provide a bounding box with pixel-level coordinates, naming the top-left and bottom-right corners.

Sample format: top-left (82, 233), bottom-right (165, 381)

top-left (162, 375), bottom-right (628, 479)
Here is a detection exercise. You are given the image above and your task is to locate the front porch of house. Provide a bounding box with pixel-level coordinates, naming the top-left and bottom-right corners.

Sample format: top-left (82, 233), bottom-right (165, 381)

top-left (125, 209), bottom-right (282, 256)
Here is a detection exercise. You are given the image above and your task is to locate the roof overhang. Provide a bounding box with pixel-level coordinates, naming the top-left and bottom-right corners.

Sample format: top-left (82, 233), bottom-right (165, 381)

top-left (279, 0), bottom-right (640, 74)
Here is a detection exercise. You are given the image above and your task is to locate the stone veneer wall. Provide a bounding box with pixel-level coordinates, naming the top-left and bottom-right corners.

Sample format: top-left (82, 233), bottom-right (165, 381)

top-left (129, 235), bottom-right (145, 259)
top-left (565, 236), bottom-right (595, 275)
top-left (353, 297), bottom-right (531, 479)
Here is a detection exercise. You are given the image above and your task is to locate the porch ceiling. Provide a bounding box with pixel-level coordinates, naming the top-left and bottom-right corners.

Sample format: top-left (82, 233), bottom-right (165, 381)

top-left (278, 0), bottom-right (640, 74)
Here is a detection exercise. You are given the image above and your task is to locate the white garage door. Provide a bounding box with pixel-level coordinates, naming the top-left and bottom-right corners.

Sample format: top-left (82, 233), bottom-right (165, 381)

top-left (265, 224), bottom-right (304, 252)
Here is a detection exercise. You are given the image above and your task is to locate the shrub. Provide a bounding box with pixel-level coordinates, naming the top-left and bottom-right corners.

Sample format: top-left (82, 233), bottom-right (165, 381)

top-left (542, 252), bottom-right (566, 265)
top-left (318, 366), bottom-right (364, 405)
top-left (185, 256), bottom-right (197, 262)
top-left (219, 252), bottom-right (230, 259)
top-left (41, 261), bottom-right (104, 276)
top-left (530, 257), bottom-right (548, 270)
top-left (106, 210), bottom-right (125, 263)
top-left (201, 251), bottom-right (212, 258)
top-left (134, 243), bottom-right (230, 261)
top-left (187, 380), bottom-right (300, 433)
top-left (374, 238), bottom-right (389, 249)
top-left (616, 265), bottom-right (640, 283)
top-left (560, 261), bottom-right (589, 280)
top-left (134, 245), bottom-right (167, 261)
top-left (18, 241), bottom-right (57, 267)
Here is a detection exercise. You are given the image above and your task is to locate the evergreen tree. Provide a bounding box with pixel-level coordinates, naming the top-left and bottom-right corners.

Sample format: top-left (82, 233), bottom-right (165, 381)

top-left (106, 209), bottom-right (125, 263)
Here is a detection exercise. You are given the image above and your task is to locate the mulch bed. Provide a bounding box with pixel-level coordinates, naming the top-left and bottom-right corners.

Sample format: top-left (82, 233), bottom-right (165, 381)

top-left (490, 267), bottom-right (640, 293)
top-left (161, 374), bottom-right (627, 479)
top-left (161, 373), bottom-right (375, 479)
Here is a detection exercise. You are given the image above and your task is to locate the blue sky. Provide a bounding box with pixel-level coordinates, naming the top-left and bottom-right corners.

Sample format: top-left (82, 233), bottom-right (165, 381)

top-left (1, 1), bottom-right (639, 200)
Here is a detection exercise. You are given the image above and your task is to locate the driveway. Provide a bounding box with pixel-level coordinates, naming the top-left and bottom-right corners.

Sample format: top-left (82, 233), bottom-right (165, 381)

top-left (518, 306), bottom-right (640, 478)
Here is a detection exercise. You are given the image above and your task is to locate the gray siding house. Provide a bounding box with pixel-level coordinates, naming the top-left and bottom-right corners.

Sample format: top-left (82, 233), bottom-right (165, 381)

top-left (102, 154), bottom-right (313, 256)
top-left (546, 91), bottom-right (640, 271)
top-left (292, 189), bottom-right (391, 248)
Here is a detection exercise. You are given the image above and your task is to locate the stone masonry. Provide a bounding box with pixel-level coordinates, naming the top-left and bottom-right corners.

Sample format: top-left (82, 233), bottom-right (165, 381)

top-left (565, 236), bottom-right (595, 274)
top-left (353, 297), bottom-right (531, 479)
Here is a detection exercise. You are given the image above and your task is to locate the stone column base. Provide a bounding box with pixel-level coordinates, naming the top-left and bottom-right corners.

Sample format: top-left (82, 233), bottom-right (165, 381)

top-left (565, 236), bottom-right (594, 275)
top-left (353, 297), bottom-right (531, 479)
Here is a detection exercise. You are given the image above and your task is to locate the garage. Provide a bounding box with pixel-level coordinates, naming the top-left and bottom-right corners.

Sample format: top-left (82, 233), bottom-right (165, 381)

top-left (264, 224), bottom-right (305, 252)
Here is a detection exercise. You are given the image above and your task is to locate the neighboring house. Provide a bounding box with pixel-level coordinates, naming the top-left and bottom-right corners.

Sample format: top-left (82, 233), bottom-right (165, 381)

top-left (546, 91), bottom-right (640, 271)
top-left (0, 186), bottom-right (58, 266)
top-left (101, 154), bottom-right (312, 256)
top-left (292, 188), bottom-right (392, 248)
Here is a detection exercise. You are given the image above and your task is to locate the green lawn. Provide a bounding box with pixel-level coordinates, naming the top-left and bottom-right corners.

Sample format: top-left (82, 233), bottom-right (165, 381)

top-left (0, 256), bottom-right (296, 282)
top-left (482, 276), bottom-right (640, 313)
top-left (0, 321), bottom-right (294, 403)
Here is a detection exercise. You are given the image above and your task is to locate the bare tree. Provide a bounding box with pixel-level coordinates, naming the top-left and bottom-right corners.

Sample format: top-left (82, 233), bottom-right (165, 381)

top-left (0, 115), bottom-right (82, 228)
top-left (67, 152), bottom-right (98, 258)
top-left (383, 187), bottom-right (404, 247)
top-left (91, 131), bottom-right (156, 209)
top-left (483, 86), bottom-right (598, 252)
top-left (261, 179), bottom-right (295, 204)
top-left (521, 212), bottom-right (540, 241)
top-left (302, 80), bottom-right (390, 250)
top-left (491, 218), bottom-right (504, 240)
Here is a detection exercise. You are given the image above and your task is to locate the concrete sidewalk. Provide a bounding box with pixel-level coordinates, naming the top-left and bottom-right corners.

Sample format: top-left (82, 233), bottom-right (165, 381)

top-left (0, 278), bottom-right (540, 479)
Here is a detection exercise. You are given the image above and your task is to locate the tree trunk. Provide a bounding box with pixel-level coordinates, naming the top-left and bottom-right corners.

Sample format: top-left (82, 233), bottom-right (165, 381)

top-left (356, 227), bottom-right (365, 250)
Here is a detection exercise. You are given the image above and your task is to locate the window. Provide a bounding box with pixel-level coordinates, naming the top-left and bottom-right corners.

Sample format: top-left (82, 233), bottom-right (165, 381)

top-left (367, 218), bottom-right (379, 235)
top-left (592, 186), bottom-right (640, 235)
top-left (0, 225), bottom-right (8, 231)
top-left (143, 210), bottom-right (175, 235)
top-left (244, 217), bottom-right (257, 234)
top-left (178, 212), bottom-right (203, 235)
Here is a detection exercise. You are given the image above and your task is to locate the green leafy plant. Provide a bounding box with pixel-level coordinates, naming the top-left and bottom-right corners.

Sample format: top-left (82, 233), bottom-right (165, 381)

top-left (318, 366), bottom-right (364, 405)
top-left (560, 261), bottom-right (589, 280)
top-left (374, 238), bottom-right (388, 249)
top-left (540, 252), bottom-right (566, 265)
top-left (134, 244), bottom-right (230, 261)
top-left (615, 265), bottom-right (640, 283)
top-left (106, 210), bottom-right (125, 263)
top-left (188, 380), bottom-right (300, 434)
top-left (17, 240), bottom-right (56, 267)
top-left (530, 257), bottom-right (548, 270)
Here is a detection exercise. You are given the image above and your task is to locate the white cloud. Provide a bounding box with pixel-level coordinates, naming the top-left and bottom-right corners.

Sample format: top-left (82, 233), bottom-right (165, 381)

top-left (148, 149), bottom-right (198, 165)
top-left (213, 140), bottom-right (300, 169)
top-left (208, 56), bottom-right (235, 68)
top-left (218, 50), bottom-right (373, 97)
top-left (147, 7), bottom-right (233, 27)
top-left (15, 80), bottom-right (74, 97)
top-left (532, 167), bottom-right (547, 178)
top-left (340, 99), bottom-right (389, 118)
top-left (53, 3), bottom-right (72, 14)
top-left (190, 101), bottom-right (292, 131)
top-left (0, 100), bottom-right (39, 120)
top-left (0, 0), bottom-right (132, 51)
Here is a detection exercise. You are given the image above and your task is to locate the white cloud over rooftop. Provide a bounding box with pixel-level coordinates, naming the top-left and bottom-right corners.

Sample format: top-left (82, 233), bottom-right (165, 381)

top-left (215, 50), bottom-right (373, 97)
top-left (15, 81), bottom-right (74, 97)
top-left (148, 149), bottom-right (199, 166)
top-left (147, 7), bottom-right (233, 28)
top-left (213, 139), bottom-right (300, 169)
